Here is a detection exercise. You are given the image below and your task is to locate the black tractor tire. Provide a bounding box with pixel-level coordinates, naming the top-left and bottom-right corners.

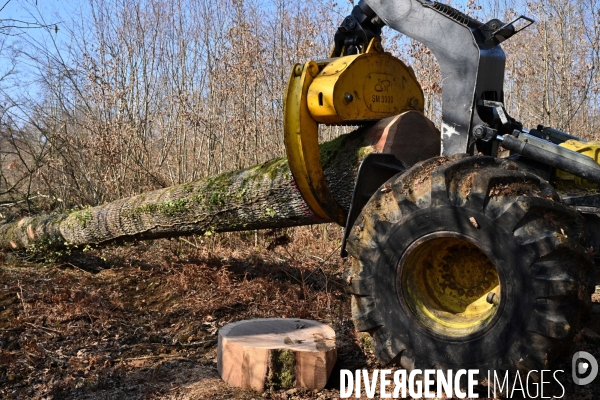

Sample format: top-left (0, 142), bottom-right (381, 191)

top-left (345, 154), bottom-right (594, 377)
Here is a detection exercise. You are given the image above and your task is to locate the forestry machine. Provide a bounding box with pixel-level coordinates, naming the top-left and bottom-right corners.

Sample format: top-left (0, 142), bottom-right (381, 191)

top-left (283, 0), bottom-right (600, 382)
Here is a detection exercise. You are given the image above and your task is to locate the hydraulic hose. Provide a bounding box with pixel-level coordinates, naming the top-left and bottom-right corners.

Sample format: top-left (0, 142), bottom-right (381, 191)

top-left (500, 134), bottom-right (600, 184)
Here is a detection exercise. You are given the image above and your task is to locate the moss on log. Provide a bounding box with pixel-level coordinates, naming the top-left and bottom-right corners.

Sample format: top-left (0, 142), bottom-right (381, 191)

top-left (0, 112), bottom-right (441, 252)
top-left (0, 126), bottom-right (370, 251)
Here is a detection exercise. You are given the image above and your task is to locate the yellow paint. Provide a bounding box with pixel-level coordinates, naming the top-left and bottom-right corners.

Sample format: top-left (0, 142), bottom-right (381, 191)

top-left (283, 62), bottom-right (345, 224)
top-left (555, 140), bottom-right (600, 189)
top-left (283, 38), bottom-right (423, 224)
top-left (308, 39), bottom-right (423, 125)
top-left (401, 236), bottom-right (500, 337)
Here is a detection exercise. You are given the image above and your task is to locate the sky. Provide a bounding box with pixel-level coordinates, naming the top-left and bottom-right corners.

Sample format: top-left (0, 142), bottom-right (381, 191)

top-left (0, 0), bottom-right (84, 121)
top-left (0, 0), bottom-right (520, 124)
top-left (0, 0), bottom-right (77, 42)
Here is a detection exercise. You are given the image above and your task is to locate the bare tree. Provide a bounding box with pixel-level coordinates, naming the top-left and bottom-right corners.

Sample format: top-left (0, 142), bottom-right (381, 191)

top-left (1, 0), bottom-right (599, 220)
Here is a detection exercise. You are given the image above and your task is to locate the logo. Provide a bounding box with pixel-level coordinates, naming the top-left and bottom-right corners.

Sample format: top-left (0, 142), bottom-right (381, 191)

top-left (374, 79), bottom-right (391, 92)
top-left (572, 351), bottom-right (598, 385)
top-left (340, 369), bottom-right (567, 398)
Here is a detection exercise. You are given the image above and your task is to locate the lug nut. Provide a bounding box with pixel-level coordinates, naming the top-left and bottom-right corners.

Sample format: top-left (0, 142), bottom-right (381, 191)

top-left (344, 93), bottom-right (353, 104)
top-left (486, 292), bottom-right (500, 306)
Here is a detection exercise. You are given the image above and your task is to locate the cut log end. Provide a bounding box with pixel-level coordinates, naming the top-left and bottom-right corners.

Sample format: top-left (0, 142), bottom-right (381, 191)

top-left (217, 318), bottom-right (337, 392)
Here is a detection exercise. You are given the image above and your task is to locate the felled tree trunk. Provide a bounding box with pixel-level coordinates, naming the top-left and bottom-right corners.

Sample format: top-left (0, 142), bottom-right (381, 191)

top-left (0, 112), bottom-right (440, 252)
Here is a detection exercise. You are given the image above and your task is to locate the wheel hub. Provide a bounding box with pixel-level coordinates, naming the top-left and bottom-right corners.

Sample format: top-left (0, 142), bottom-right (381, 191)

top-left (398, 233), bottom-right (501, 337)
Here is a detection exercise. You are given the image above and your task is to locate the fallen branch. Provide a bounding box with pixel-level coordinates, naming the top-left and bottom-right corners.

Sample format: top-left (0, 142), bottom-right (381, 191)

top-left (24, 322), bottom-right (62, 335)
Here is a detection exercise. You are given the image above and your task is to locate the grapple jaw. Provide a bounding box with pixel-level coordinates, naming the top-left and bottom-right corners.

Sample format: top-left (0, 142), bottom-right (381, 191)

top-left (283, 39), bottom-right (424, 224)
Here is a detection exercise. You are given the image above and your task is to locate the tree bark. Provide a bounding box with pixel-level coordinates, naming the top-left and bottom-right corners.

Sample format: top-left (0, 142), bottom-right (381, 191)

top-left (0, 112), bottom-right (440, 252)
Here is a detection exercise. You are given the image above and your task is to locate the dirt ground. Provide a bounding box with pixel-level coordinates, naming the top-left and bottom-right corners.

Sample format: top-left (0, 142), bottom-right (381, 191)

top-left (0, 225), bottom-right (599, 399)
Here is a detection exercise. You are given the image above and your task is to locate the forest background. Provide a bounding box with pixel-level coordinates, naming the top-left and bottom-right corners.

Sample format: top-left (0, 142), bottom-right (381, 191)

top-left (2, 0), bottom-right (600, 398)
top-left (1, 0), bottom-right (599, 215)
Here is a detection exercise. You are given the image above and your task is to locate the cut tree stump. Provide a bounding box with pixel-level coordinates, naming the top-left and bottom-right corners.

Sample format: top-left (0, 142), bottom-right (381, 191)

top-left (217, 318), bottom-right (337, 392)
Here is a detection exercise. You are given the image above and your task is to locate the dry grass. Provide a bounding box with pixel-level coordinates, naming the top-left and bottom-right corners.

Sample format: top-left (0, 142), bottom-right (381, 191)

top-left (1, 225), bottom-right (599, 399)
top-left (0, 225), bottom-right (375, 399)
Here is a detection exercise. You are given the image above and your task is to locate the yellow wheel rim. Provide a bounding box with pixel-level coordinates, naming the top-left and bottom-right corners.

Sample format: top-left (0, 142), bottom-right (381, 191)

top-left (399, 233), bottom-right (501, 337)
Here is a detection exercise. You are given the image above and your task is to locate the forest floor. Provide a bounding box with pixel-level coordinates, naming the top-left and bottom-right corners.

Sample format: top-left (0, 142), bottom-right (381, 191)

top-left (0, 225), bottom-right (599, 399)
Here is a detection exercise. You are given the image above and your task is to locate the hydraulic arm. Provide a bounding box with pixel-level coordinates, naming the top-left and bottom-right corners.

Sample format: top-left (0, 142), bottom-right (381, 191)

top-left (358, 0), bottom-right (532, 156)
top-left (341, 0), bottom-right (600, 184)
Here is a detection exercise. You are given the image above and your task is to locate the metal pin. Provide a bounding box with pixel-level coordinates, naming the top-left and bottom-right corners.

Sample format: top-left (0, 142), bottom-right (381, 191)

top-left (486, 292), bottom-right (500, 306)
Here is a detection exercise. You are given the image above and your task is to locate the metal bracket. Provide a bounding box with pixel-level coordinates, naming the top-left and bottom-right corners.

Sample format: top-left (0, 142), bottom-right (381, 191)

top-left (331, 2), bottom-right (384, 57)
top-left (341, 153), bottom-right (405, 257)
top-left (528, 125), bottom-right (586, 145)
top-left (493, 15), bottom-right (534, 37)
top-left (562, 193), bottom-right (600, 210)
top-left (480, 100), bottom-right (509, 125)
